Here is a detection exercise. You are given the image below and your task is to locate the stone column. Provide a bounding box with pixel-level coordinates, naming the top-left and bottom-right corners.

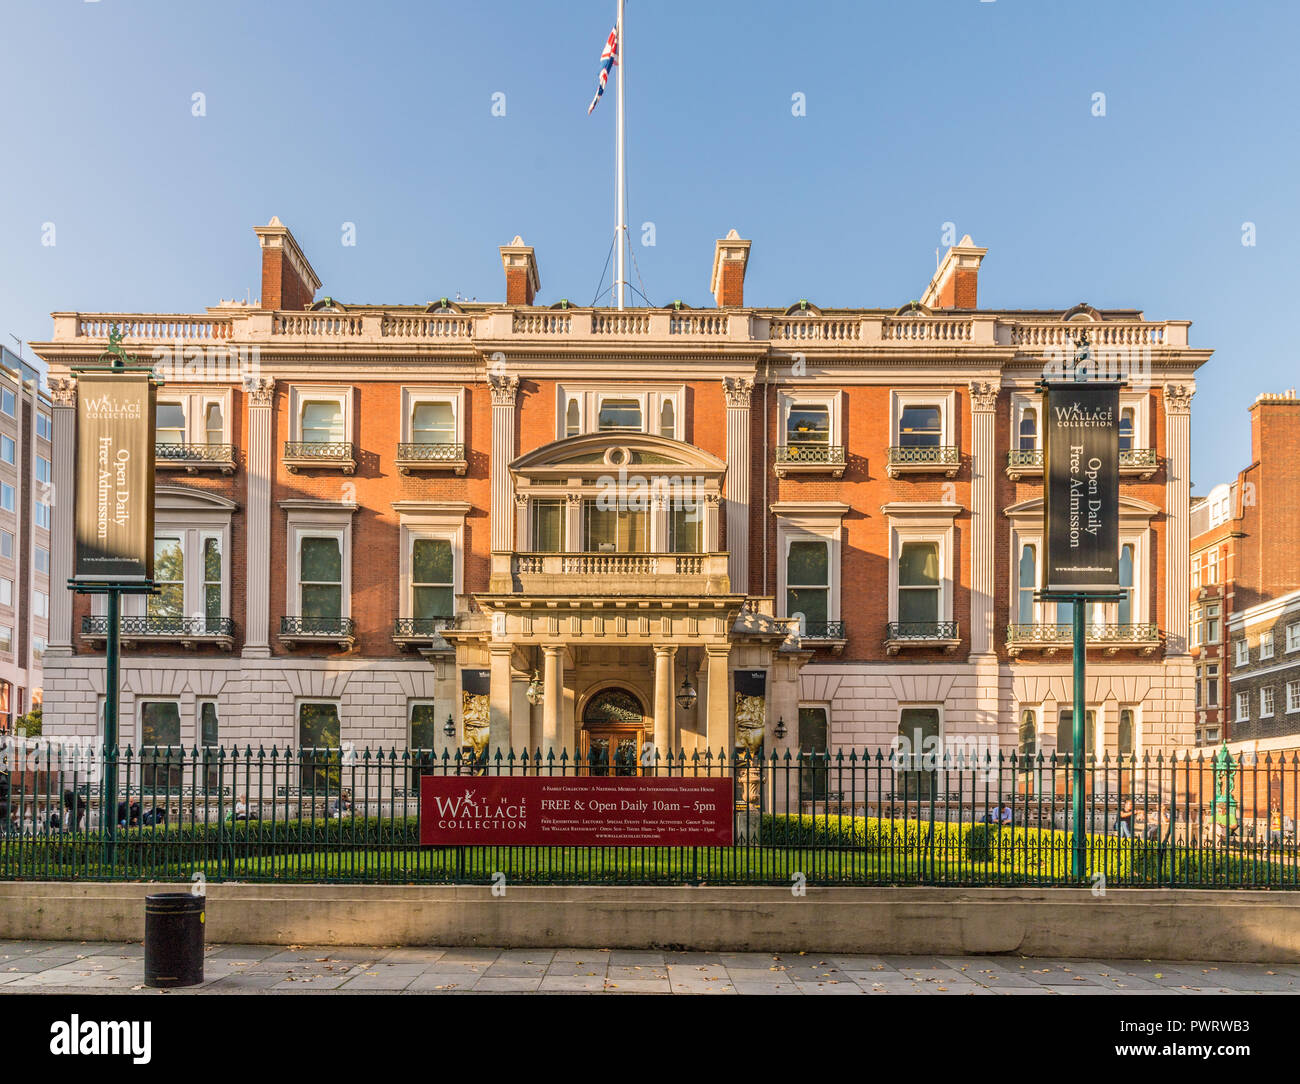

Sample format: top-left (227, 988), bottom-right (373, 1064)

top-left (243, 377), bottom-right (275, 658)
top-left (489, 644), bottom-right (513, 759)
top-left (723, 377), bottom-right (753, 593)
top-left (45, 378), bottom-right (77, 657)
top-left (489, 374), bottom-right (520, 553)
top-left (968, 381), bottom-right (999, 656)
top-left (542, 644), bottom-right (564, 758)
top-left (1164, 384), bottom-right (1194, 655)
top-left (652, 644), bottom-right (677, 765)
top-left (705, 644), bottom-right (732, 759)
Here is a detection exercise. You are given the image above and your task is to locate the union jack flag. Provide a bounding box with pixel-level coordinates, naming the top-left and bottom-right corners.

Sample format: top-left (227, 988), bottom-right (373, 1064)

top-left (587, 25), bottom-right (619, 115)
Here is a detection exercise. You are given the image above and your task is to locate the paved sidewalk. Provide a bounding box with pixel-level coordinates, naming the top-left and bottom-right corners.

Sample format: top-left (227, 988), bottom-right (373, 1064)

top-left (0, 941), bottom-right (1297, 993)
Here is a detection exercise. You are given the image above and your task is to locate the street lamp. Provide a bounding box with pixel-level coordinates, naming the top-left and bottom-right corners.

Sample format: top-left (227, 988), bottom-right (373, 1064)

top-left (774, 717), bottom-right (787, 740)
top-left (675, 675), bottom-right (697, 711)
top-left (443, 714), bottom-right (456, 738)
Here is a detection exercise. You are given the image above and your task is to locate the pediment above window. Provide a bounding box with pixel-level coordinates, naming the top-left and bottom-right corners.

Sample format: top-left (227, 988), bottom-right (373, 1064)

top-left (155, 484), bottom-right (239, 514)
top-left (1002, 495), bottom-right (1159, 521)
top-left (510, 433), bottom-right (726, 481)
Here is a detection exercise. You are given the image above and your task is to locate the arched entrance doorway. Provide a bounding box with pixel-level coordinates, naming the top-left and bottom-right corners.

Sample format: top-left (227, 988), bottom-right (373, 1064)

top-left (581, 687), bottom-right (645, 776)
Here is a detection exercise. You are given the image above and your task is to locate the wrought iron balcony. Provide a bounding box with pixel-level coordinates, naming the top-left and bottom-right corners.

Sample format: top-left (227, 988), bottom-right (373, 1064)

top-left (775, 443), bottom-right (846, 478)
top-left (395, 442), bottom-right (467, 476)
top-left (1006, 622), bottom-right (1159, 656)
top-left (393, 617), bottom-right (454, 651)
top-left (282, 441), bottom-right (356, 474)
top-left (1006, 447), bottom-right (1158, 480)
top-left (886, 445), bottom-right (959, 478)
top-left (279, 616), bottom-right (356, 651)
top-left (884, 621), bottom-right (960, 654)
top-left (155, 442), bottom-right (236, 475)
top-left (81, 615), bottom-right (235, 650)
top-left (798, 620), bottom-right (844, 639)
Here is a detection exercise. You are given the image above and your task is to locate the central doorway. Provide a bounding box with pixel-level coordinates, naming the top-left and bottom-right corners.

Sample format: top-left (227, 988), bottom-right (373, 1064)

top-left (581, 688), bottom-right (646, 776)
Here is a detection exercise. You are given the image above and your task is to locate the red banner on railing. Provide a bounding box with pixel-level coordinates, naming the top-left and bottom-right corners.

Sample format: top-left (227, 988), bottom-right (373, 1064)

top-left (419, 776), bottom-right (734, 846)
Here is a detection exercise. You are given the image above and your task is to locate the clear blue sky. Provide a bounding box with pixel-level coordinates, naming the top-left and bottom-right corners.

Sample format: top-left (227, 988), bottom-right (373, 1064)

top-left (1, 0), bottom-right (1295, 490)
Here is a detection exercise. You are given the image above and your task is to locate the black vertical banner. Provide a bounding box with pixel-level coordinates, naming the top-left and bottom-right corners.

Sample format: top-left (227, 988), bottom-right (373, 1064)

top-left (1043, 382), bottom-right (1121, 593)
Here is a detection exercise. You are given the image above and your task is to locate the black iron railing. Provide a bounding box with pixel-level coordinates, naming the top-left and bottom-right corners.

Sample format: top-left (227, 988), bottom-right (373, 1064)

top-left (886, 621), bottom-right (959, 641)
top-left (280, 616), bottom-right (356, 637)
top-left (395, 442), bottom-right (465, 462)
top-left (0, 743), bottom-right (1295, 888)
top-left (393, 618), bottom-right (453, 638)
top-left (886, 445), bottom-right (959, 467)
top-left (282, 441), bottom-right (355, 462)
top-left (81, 616), bottom-right (234, 638)
top-left (800, 621), bottom-right (846, 640)
top-left (775, 444), bottom-right (846, 465)
top-left (1007, 448), bottom-right (1157, 471)
top-left (154, 442), bottom-right (235, 463)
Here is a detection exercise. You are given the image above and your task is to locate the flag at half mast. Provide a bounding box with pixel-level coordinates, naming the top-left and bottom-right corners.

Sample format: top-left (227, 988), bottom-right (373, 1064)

top-left (587, 25), bottom-right (619, 114)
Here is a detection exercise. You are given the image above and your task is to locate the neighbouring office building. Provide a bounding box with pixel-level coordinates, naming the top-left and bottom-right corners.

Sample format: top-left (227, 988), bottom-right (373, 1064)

top-left (32, 220), bottom-right (1209, 765)
top-left (0, 345), bottom-right (52, 730)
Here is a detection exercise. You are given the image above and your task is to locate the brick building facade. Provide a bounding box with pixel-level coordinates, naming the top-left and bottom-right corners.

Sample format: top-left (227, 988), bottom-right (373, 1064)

top-left (32, 220), bottom-right (1209, 764)
top-left (1189, 389), bottom-right (1300, 748)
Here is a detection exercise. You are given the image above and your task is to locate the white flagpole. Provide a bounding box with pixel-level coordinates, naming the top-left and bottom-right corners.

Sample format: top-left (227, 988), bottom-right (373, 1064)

top-left (615, 0), bottom-right (626, 310)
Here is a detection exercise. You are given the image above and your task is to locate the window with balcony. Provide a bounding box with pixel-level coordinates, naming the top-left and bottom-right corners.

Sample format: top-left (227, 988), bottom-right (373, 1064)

top-left (155, 391), bottom-right (234, 471)
top-left (787, 539), bottom-right (830, 633)
top-left (582, 500), bottom-right (648, 552)
top-left (149, 536), bottom-right (184, 618)
top-left (531, 499), bottom-right (566, 552)
top-left (889, 391), bottom-right (957, 476)
top-left (776, 391), bottom-right (844, 475)
top-left (898, 542), bottom-right (939, 626)
top-left (1117, 543), bottom-right (1135, 625)
top-left (300, 536), bottom-right (343, 621)
top-left (1056, 709), bottom-right (1096, 758)
top-left (397, 388), bottom-right (465, 473)
top-left (285, 387), bottom-right (354, 473)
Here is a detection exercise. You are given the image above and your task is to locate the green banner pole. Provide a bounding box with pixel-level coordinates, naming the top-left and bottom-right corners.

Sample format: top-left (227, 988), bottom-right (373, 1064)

top-left (1071, 596), bottom-right (1087, 880)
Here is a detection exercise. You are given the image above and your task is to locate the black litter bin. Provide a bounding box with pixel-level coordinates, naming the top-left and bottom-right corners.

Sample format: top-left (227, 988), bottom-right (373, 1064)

top-left (144, 893), bottom-right (205, 988)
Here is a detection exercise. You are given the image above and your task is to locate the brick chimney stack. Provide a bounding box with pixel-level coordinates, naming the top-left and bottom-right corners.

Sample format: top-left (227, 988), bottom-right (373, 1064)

top-left (253, 217), bottom-right (321, 311)
top-left (921, 234), bottom-right (987, 310)
top-left (1249, 389), bottom-right (1300, 597)
top-left (500, 236), bottom-right (540, 306)
top-left (711, 229), bottom-right (752, 307)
